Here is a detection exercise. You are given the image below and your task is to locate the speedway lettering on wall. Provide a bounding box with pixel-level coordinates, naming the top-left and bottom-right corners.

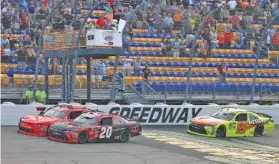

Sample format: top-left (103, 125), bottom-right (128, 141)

top-left (108, 106), bottom-right (203, 125)
top-left (1, 104), bottom-right (279, 125)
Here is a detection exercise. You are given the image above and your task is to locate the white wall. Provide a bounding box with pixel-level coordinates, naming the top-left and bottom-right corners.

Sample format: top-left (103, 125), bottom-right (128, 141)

top-left (1, 104), bottom-right (279, 125)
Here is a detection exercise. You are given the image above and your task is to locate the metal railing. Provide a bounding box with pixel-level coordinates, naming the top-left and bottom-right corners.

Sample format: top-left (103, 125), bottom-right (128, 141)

top-left (114, 74), bottom-right (162, 104)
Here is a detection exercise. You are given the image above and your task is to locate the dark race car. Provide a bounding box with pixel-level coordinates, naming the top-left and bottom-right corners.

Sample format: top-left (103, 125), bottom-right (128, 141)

top-left (47, 111), bottom-right (142, 144)
top-left (18, 105), bottom-right (91, 137)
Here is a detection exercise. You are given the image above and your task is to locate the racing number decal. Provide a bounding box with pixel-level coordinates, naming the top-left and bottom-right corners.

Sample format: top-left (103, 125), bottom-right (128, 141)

top-left (236, 122), bottom-right (248, 134)
top-left (99, 127), bottom-right (112, 138)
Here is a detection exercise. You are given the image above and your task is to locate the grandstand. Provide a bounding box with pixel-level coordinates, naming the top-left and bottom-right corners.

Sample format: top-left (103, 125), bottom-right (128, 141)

top-left (1, 0), bottom-right (279, 105)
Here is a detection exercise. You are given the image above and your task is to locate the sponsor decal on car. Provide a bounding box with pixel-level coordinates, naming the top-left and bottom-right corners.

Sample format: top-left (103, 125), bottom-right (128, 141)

top-left (248, 119), bottom-right (268, 125)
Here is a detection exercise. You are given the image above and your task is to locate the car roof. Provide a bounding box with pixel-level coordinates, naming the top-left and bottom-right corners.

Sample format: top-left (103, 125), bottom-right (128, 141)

top-left (55, 105), bottom-right (89, 111)
top-left (220, 107), bottom-right (247, 113)
top-left (79, 111), bottom-right (121, 117)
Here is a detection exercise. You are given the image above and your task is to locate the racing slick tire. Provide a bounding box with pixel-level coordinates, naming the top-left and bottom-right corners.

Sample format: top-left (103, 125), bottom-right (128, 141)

top-left (78, 131), bottom-right (89, 144)
top-left (254, 125), bottom-right (264, 137)
top-left (216, 126), bottom-right (226, 137)
top-left (119, 129), bottom-right (131, 143)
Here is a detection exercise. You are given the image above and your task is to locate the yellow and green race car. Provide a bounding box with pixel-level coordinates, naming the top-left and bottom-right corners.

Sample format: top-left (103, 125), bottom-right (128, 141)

top-left (187, 107), bottom-right (275, 137)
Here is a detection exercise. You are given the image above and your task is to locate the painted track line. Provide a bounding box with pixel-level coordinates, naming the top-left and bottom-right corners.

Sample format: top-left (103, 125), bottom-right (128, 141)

top-left (142, 130), bottom-right (279, 164)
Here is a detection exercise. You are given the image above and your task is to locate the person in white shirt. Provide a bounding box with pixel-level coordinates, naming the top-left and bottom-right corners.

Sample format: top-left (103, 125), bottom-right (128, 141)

top-left (123, 55), bottom-right (133, 76)
top-left (227, 0), bottom-right (237, 14)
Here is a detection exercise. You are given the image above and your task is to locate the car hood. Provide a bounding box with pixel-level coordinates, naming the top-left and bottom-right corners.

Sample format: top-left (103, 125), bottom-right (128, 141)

top-left (191, 116), bottom-right (225, 125)
top-left (51, 121), bottom-right (91, 131)
top-left (21, 115), bottom-right (61, 124)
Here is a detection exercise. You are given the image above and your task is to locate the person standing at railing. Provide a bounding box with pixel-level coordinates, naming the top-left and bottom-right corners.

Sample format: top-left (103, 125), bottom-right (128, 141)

top-left (123, 55), bottom-right (133, 76)
top-left (141, 64), bottom-right (150, 94)
top-left (25, 85), bottom-right (34, 104)
top-left (36, 85), bottom-right (47, 104)
top-left (217, 63), bottom-right (228, 84)
top-left (172, 37), bottom-right (180, 57)
top-left (133, 55), bottom-right (141, 76)
top-left (17, 44), bottom-right (27, 70)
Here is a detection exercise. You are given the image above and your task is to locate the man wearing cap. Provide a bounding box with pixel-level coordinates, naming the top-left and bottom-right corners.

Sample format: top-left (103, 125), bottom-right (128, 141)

top-left (25, 85), bottom-right (34, 104)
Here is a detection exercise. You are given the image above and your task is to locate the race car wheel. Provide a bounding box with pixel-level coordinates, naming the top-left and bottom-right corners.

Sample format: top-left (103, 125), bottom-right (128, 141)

top-left (216, 126), bottom-right (226, 137)
top-left (78, 131), bottom-right (89, 144)
top-left (254, 125), bottom-right (264, 137)
top-left (120, 129), bottom-right (130, 143)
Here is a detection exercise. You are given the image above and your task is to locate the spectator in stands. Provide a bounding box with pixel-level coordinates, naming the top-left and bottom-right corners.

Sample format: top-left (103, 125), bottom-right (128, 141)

top-left (224, 30), bottom-right (233, 48)
top-left (272, 31), bottom-right (279, 49)
top-left (36, 85), bottom-right (47, 104)
top-left (25, 85), bottom-right (34, 104)
top-left (164, 13), bottom-right (174, 34)
top-left (17, 45), bottom-right (27, 70)
top-left (217, 63), bottom-right (228, 84)
top-left (199, 39), bottom-right (209, 59)
top-left (96, 60), bottom-right (107, 88)
top-left (210, 30), bottom-right (218, 48)
top-left (219, 6), bottom-right (230, 23)
top-left (26, 44), bottom-right (36, 70)
top-left (173, 37), bottom-right (180, 57)
top-left (227, 0), bottom-right (237, 15)
top-left (179, 37), bottom-right (187, 57)
top-left (141, 64), bottom-right (150, 94)
top-left (123, 55), bottom-right (133, 76)
top-left (133, 55), bottom-right (142, 76)
top-left (164, 36), bottom-right (172, 57)
top-left (2, 8), bottom-right (12, 34)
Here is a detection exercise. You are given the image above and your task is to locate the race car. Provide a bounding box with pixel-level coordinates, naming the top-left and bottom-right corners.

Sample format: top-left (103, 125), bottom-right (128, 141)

top-left (187, 107), bottom-right (274, 137)
top-left (18, 105), bottom-right (91, 137)
top-left (47, 111), bottom-right (142, 144)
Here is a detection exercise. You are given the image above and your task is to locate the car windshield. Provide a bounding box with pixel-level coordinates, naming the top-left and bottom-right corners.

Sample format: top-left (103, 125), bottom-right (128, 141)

top-left (74, 114), bottom-right (98, 125)
top-left (43, 107), bottom-right (67, 118)
top-left (211, 111), bottom-right (235, 121)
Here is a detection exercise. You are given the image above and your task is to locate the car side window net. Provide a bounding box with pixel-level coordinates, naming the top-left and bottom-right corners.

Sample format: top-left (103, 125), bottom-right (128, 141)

top-left (69, 111), bottom-right (83, 119)
top-left (100, 117), bottom-right (113, 126)
top-left (235, 114), bottom-right (247, 121)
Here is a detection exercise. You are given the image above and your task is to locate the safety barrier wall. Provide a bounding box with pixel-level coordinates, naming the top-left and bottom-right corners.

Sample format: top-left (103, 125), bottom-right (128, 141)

top-left (1, 104), bottom-right (279, 125)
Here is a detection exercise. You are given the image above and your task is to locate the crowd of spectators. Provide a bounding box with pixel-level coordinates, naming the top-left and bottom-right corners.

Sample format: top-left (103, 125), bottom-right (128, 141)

top-left (1, 0), bottom-right (279, 88)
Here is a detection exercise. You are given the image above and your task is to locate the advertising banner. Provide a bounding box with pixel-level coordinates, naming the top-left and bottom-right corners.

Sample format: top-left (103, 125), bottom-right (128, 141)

top-left (86, 29), bottom-right (122, 47)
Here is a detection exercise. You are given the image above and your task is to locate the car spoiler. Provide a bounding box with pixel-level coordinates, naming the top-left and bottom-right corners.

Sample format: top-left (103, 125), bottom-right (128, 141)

top-left (257, 112), bottom-right (272, 118)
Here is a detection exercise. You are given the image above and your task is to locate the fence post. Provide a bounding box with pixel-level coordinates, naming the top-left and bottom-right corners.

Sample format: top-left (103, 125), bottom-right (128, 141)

top-left (183, 5), bottom-right (223, 103)
top-left (70, 1), bottom-right (104, 103)
top-left (32, 0), bottom-right (65, 103)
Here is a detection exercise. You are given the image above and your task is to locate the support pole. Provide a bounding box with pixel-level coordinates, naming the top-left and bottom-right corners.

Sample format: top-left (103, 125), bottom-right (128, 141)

top-left (32, 0), bottom-right (65, 102)
top-left (87, 56), bottom-right (91, 102)
top-left (109, 54), bottom-right (120, 103)
top-left (61, 57), bottom-right (66, 102)
top-left (70, 1), bottom-right (104, 103)
top-left (183, 5), bottom-right (223, 103)
top-left (250, 13), bottom-right (279, 103)
top-left (44, 57), bottom-right (49, 104)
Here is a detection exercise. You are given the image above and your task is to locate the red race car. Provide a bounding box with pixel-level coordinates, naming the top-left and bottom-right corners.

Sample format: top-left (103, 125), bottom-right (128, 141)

top-left (18, 105), bottom-right (91, 137)
top-left (48, 111), bottom-right (142, 144)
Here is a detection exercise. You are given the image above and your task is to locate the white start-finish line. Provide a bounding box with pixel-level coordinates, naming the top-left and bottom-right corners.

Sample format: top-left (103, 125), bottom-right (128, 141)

top-left (1, 104), bottom-right (279, 125)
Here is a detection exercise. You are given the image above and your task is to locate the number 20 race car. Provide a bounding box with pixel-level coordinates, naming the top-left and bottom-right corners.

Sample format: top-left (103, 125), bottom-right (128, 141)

top-left (18, 105), bottom-right (91, 136)
top-left (187, 107), bottom-right (275, 137)
top-left (47, 111), bottom-right (142, 144)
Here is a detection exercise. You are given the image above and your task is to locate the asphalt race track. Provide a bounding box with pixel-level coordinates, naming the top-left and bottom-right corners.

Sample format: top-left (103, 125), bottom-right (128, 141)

top-left (2, 126), bottom-right (279, 164)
